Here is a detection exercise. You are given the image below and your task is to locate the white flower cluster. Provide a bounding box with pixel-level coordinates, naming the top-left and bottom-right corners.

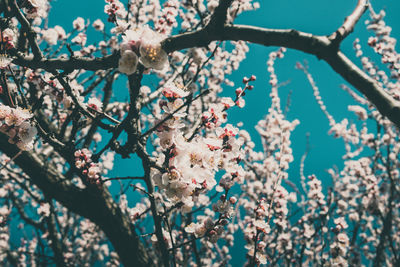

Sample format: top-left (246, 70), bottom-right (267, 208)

top-left (154, 0), bottom-right (179, 35)
top-left (24, 0), bottom-right (49, 21)
top-left (74, 149), bottom-right (101, 184)
top-left (150, 229), bottom-right (176, 249)
top-left (151, 83), bottom-right (244, 213)
top-left (366, 9), bottom-right (400, 81)
top-left (104, 0), bottom-right (127, 23)
top-left (1, 28), bottom-right (16, 50)
top-left (118, 26), bottom-right (168, 75)
top-left (0, 55), bottom-right (12, 69)
top-left (241, 199), bottom-right (270, 265)
top-left (0, 105), bottom-right (37, 150)
top-left (330, 218), bottom-right (349, 266)
top-left (41, 26), bottom-right (66, 46)
top-left (184, 217), bottom-right (214, 238)
top-left (37, 203), bottom-right (51, 217)
top-left (184, 195), bottom-right (237, 244)
top-left (87, 97), bottom-right (103, 112)
top-left (0, 28), bottom-right (17, 69)
top-left (0, 206), bottom-right (9, 262)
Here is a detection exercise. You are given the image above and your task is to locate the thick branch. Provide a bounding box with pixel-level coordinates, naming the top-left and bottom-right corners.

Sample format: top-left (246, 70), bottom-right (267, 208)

top-left (328, 0), bottom-right (368, 45)
top-left (138, 145), bottom-right (170, 267)
top-left (11, 53), bottom-right (119, 71)
top-left (207, 0), bottom-right (234, 30)
top-left (0, 136), bottom-right (153, 267)
top-left (9, 0), bottom-right (43, 59)
top-left (324, 52), bottom-right (400, 126)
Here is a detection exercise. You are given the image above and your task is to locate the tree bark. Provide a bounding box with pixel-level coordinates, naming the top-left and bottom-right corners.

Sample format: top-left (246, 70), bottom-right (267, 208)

top-left (0, 135), bottom-right (153, 267)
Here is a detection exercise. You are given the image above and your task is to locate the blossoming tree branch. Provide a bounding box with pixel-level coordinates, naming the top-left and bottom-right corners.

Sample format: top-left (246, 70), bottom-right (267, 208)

top-left (0, 0), bottom-right (398, 266)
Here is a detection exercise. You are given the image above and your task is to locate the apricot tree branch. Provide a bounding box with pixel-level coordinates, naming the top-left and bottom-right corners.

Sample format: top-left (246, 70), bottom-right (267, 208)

top-left (11, 52), bottom-right (119, 71)
top-left (9, 0), bottom-right (43, 59)
top-left (328, 0), bottom-right (369, 46)
top-left (207, 0), bottom-right (235, 30)
top-left (0, 134), bottom-right (153, 267)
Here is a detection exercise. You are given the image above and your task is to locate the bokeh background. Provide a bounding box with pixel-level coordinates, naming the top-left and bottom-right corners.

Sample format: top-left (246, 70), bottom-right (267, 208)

top-left (43, 0), bottom-right (400, 265)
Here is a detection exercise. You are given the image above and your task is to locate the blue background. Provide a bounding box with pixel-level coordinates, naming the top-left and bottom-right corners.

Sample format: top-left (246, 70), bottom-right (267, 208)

top-left (45, 0), bottom-right (400, 265)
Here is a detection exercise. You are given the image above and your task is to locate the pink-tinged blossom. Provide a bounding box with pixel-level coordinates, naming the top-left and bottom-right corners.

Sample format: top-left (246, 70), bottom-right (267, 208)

top-left (73, 17), bottom-right (85, 31)
top-left (37, 203), bottom-right (50, 217)
top-left (104, 0), bottom-right (127, 21)
top-left (71, 33), bottom-right (87, 46)
top-left (348, 105), bottom-right (368, 120)
top-left (92, 19), bottom-right (104, 31)
top-left (42, 28), bottom-right (58, 45)
top-left (0, 55), bottom-right (12, 69)
top-left (162, 82), bottom-right (189, 99)
top-left (1, 28), bottom-right (16, 49)
top-left (0, 105), bottom-right (36, 150)
top-left (17, 122), bottom-right (37, 144)
top-left (87, 97), bottom-right (103, 111)
top-left (74, 149), bottom-right (102, 184)
top-left (53, 25), bottom-right (66, 39)
top-left (25, 0), bottom-right (48, 20)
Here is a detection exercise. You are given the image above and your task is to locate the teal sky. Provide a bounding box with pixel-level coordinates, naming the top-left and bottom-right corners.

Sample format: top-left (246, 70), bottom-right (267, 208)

top-left (46, 0), bottom-right (400, 265)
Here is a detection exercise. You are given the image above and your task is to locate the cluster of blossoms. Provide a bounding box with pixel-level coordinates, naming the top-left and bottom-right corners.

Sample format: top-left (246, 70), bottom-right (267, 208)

top-left (232, 74), bottom-right (256, 108)
top-left (62, 219), bottom-right (112, 265)
top-left (87, 97), bottom-right (103, 112)
top-left (104, 0), bottom-right (127, 23)
top-left (0, 206), bottom-right (9, 262)
top-left (329, 217), bottom-right (350, 266)
top-left (1, 28), bottom-right (16, 50)
top-left (37, 202), bottom-right (51, 218)
top-left (155, 0), bottom-right (179, 35)
top-left (365, 9), bottom-right (400, 80)
top-left (118, 26), bottom-right (168, 74)
top-left (74, 149), bottom-right (101, 184)
top-left (305, 175), bottom-right (327, 214)
top-left (0, 26), bottom-right (17, 69)
top-left (237, 49), bottom-right (300, 266)
top-left (184, 194), bottom-right (237, 245)
top-left (41, 25), bottom-right (66, 46)
top-left (151, 83), bottom-right (244, 214)
top-left (24, 70), bottom-right (104, 127)
top-left (242, 199), bottom-right (270, 265)
top-left (23, 0), bottom-right (49, 21)
top-left (0, 105), bottom-right (37, 150)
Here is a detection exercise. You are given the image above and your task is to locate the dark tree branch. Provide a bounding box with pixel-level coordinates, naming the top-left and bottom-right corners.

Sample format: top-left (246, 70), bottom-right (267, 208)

top-left (0, 135), bottom-right (154, 267)
top-left (138, 144), bottom-right (170, 267)
top-left (9, 0), bottom-right (43, 60)
top-left (206, 0), bottom-right (235, 30)
top-left (54, 72), bottom-right (115, 132)
top-left (11, 52), bottom-right (119, 71)
top-left (102, 176), bottom-right (144, 183)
